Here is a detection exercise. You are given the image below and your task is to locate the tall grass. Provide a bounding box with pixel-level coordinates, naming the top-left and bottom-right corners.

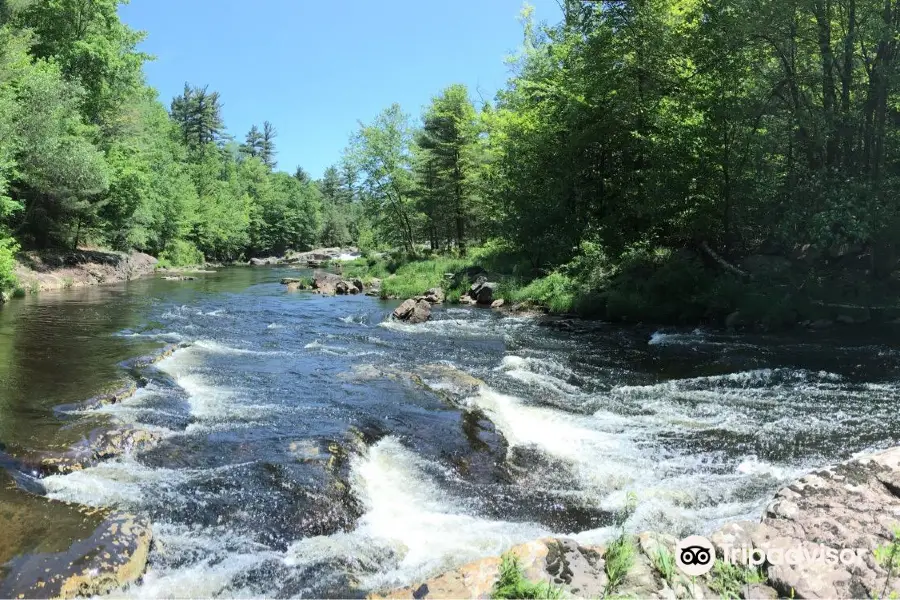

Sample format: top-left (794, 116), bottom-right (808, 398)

top-left (491, 554), bottom-right (562, 600)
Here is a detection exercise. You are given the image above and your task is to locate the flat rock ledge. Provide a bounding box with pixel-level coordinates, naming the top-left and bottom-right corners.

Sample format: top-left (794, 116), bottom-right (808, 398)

top-left (0, 513), bottom-right (152, 599)
top-left (375, 447), bottom-right (900, 599)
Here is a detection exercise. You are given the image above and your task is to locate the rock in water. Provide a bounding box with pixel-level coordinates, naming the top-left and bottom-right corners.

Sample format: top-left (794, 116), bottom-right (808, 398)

top-left (0, 513), bottom-right (152, 599)
top-left (422, 287), bottom-right (445, 304)
top-left (392, 299), bottom-right (432, 324)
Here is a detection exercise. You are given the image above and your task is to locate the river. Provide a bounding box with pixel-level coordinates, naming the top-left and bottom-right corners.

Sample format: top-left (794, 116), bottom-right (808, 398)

top-left (1, 266), bottom-right (898, 597)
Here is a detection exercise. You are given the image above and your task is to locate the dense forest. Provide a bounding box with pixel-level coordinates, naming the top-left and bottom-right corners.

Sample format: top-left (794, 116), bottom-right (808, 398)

top-left (2, 0), bottom-right (900, 325)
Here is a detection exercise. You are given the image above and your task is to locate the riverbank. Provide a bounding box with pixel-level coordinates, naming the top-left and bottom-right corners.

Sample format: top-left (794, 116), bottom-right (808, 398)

top-left (11, 249), bottom-right (158, 297)
top-left (340, 245), bottom-right (900, 331)
top-left (378, 445), bottom-right (900, 599)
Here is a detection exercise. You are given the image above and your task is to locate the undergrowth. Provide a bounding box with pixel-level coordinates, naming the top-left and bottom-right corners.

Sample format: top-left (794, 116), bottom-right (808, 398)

top-left (491, 553), bottom-right (563, 600)
top-left (707, 560), bottom-right (767, 599)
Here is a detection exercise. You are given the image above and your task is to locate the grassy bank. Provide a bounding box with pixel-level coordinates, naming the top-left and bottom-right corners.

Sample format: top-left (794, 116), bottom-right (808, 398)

top-left (338, 241), bottom-right (900, 330)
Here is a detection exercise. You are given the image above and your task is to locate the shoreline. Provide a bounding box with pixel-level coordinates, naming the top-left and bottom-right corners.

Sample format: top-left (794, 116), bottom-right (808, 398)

top-left (11, 249), bottom-right (159, 296)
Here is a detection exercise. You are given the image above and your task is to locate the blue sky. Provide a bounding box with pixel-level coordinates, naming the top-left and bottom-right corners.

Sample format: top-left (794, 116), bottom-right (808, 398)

top-left (119, 0), bottom-right (562, 179)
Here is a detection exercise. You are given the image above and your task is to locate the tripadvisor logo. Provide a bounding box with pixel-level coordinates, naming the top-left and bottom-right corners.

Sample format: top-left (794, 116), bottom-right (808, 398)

top-left (676, 536), bottom-right (716, 576)
top-left (676, 535), bottom-right (870, 577)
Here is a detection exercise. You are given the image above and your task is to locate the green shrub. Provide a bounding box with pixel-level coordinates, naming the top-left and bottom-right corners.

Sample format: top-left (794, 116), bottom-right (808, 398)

top-left (159, 239), bottom-right (205, 268)
top-left (491, 554), bottom-right (562, 600)
top-left (0, 235), bottom-right (19, 294)
top-left (508, 272), bottom-right (578, 314)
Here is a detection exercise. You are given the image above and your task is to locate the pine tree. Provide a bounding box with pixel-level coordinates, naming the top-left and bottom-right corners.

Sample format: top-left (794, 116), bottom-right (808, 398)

top-left (241, 125), bottom-right (263, 158)
top-left (260, 121), bottom-right (277, 170)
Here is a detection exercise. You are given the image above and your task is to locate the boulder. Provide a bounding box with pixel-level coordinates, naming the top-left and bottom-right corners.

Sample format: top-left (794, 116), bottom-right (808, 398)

top-left (366, 278), bottom-right (383, 297)
top-left (392, 299), bottom-right (432, 324)
top-left (335, 281), bottom-right (351, 295)
top-left (250, 257), bottom-right (280, 266)
top-left (375, 538), bottom-right (608, 599)
top-left (312, 271), bottom-right (344, 295)
top-left (352, 279), bottom-right (365, 294)
top-left (0, 513), bottom-right (152, 599)
top-left (491, 299), bottom-right (505, 309)
top-left (450, 266), bottom-right (488, 289)
top-left (469, 279), bottom-right (497, 306)
top-left (422, 287), bottom-right (445, 304)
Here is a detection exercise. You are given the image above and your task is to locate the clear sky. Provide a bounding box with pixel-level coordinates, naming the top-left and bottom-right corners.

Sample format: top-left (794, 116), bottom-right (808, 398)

top-left (119, 0), bottom-right (562, 179)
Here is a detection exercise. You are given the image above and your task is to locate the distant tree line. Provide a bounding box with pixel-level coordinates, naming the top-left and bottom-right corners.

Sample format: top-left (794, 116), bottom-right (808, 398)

top-left (4, 0), bottom-right (900, 319)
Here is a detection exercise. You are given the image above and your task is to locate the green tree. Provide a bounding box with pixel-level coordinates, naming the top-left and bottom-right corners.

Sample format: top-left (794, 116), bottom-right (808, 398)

top-left (346, 104), bottom-right (419, 253)
top-left (416, 84), bottom-right (481, 254)
top-left (171, 84), bottom-right (225, 152)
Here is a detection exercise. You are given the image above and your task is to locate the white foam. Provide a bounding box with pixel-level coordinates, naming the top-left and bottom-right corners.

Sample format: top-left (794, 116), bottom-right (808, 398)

top-left (318, 437), bottom-right (549, 589)
top-left (194, 339), bottom-right (282, 356)
top-left (43, 458), bottom-right (188, 508)
top-left (468, 387), bottom-right (631, 491)
top-left (649, 329), bottom-right (707, 346)
top-left (121, 524), bottom-right (278, 599)
top-left (736, 456), bottom-right (790, 479)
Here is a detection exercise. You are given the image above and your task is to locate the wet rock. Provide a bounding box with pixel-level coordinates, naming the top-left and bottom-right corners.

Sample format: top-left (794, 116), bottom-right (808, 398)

top-left (162, 275), bottom-right (196, 281)
top-left (473, 282), bottom-right (497, 306)
top-left (31, 428), bottom-right (162, 476)
top-left (392, 299), bottom-right (432, 324)
top-left (375, 538), bottom-right (607, 600)
top-left (352, 279), bottom-right (365, 294)
top-left (417, 364), bottom-right (484, 397)
top-left (0, 513), bottom-right (152, 599)
top-left (123, 342), bottom-right (185, 370)
top-left (70, 380), bottom-right (139, 411)
top-left (491, 299), bottom-right (505, 309)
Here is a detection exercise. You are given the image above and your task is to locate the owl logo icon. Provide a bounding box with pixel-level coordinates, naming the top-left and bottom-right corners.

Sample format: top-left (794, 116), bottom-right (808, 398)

top-left (676, 536), bottom-right (715, 576)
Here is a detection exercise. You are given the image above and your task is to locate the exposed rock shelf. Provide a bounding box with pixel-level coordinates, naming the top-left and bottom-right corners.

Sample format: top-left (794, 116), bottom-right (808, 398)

top-left (376, 447), bottom-right (900, 599)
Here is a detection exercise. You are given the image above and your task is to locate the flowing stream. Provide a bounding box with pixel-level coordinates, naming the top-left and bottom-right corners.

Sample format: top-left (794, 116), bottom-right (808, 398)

top-left (1, 266), bottom-right (899, 597)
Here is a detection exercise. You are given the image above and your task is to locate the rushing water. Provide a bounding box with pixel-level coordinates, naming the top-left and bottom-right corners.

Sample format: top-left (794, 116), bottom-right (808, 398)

top-left (1, 266), bottom-right (900, 597)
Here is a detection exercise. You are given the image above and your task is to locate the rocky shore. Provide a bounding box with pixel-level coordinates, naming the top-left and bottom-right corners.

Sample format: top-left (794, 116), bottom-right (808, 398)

top-left (375, 447), bottom-right (900, 600)
top-left (13, 250), bottom-right (158, 296)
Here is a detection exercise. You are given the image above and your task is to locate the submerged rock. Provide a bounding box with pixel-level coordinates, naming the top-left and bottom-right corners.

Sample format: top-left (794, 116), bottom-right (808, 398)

top-left (0, 513), bottom-right (152, 599)
top-left (392, 299), bottom-right (432, 324)
top-left (31, 427), bottom-right (162, 476)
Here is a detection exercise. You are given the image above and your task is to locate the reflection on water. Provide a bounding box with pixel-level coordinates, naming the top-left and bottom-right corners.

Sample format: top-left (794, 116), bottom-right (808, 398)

top-left (2, 266), bottom-right (900, 597)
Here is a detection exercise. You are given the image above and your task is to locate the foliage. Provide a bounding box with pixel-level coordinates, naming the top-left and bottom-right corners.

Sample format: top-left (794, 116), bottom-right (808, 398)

top-left (158, 239), bottom-right (204, 268)
top-left (0, 235), bottom-right (18, 293)
top-left (707, 560), bottom-right (767, 600)
top-left (491, 553), bottom-right (562, 600)
top-left (604, 491), bottom-right (638, 596)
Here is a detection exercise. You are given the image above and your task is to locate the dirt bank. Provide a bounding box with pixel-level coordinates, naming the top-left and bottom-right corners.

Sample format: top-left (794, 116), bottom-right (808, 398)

top-left (13, 249), bottom-right (158, 293)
